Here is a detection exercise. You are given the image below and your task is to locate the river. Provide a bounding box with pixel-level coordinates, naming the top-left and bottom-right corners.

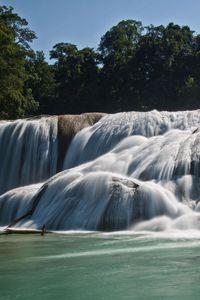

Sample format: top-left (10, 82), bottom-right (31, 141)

top-left (1, 232), bottom-right (200, 299)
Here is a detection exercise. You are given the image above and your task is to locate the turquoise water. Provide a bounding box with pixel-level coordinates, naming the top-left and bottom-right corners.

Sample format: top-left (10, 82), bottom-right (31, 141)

top-left (1, 232), bottom-right (200, 300)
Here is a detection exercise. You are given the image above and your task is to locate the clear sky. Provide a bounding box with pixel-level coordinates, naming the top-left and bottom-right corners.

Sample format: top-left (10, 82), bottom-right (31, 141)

top-left (2, 0), bottom-right (200, 60)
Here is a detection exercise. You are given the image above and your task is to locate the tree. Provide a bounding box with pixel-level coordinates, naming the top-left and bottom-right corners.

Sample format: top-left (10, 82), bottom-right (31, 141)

top-left (0, 6), bottom-right (38, 119)
top-left (133, 23), bottom-right (197, 110)
top-left (98, 20), bottom-right (143, 111)
top-left (50, 43), bottom-right (100, 113)
top-left (99, 20), bottom-right (143, 66)
top-left (25, 51), bottom-right (56, 114)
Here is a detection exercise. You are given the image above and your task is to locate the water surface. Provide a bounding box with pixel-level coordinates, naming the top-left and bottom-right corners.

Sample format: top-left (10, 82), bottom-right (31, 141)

top-left (1, 232), bottom-right (200, 300)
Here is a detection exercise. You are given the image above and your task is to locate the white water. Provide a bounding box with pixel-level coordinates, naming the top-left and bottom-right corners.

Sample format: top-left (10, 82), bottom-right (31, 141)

top-left (0, 117), bottom-right (58, 194)
top-left (63, 110), bottom-right (200, 168)
top-left (2, 110), bottom-right (200, 232)
top-left (0, 184), bottom-right (41, 225)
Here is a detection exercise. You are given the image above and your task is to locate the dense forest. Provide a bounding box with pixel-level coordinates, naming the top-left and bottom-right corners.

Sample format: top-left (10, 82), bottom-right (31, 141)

top-left (1, 5), bottom-right (200, 119)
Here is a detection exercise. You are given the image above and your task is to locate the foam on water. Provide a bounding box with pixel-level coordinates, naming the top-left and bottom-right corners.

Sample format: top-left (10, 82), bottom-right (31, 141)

top-left (2, 110), bottom-right (200, 232)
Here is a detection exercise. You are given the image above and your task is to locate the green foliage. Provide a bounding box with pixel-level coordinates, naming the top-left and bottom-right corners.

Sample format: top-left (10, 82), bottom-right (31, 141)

top-left (1, 6), bottom-right (200, 117)
top-left (0, 6), bottom-right (38, 119)
top-left (97, 20), bottom-right (200, 112)
top-left (99, 20), bottom-right (142, 65)
top-left (49, 43), bottom-right (100, 113)
top-left (97, 20), bottom-right (143, 111)
top-left (0, 5), bottom-right (36, 54)
top-left (133, 23), bottom-right (200, 110)
top-left (25, 51), bottom-right (56, 113)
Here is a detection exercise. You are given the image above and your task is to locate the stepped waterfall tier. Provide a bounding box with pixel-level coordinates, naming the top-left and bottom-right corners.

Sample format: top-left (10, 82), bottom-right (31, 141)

top-left (0, 113), bottom-right (104, 195)
top-left (2, 110), bottom-right (200, 232)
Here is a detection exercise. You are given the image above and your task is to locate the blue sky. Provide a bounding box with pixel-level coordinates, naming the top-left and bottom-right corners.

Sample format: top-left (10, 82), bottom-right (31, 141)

top-left (2, 0), bottom-right (200, 60)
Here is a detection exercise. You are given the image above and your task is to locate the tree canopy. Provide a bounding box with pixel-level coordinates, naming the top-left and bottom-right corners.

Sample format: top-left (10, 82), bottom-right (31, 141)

top-left (0, 6), bottom-right (38, 119)
top-left (1, 5), bottom-right (200, 119)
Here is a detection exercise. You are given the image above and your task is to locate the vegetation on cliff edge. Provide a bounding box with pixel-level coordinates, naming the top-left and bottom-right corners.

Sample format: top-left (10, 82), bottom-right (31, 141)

top-left (1, 5), bottom-right (200, 119)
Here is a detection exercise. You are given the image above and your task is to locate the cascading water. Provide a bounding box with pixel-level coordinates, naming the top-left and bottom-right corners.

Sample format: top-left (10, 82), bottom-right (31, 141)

top-left (0, 113), bottom-right (104, 195)
top-left (0, 116), bottom-right (58, 195)
top-left (2, 110), bottom-right (200, 232)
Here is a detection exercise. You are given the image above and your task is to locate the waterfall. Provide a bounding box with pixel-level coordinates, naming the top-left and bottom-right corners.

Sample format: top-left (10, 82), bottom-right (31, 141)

top-left (63, 110), bottom-right (200, 168)
top-left (0, 113), bottom-right (104, 195)
top-left (0, 117), bottom-right (58, 195)
top-left (1, 110), bottom-right (200, 232)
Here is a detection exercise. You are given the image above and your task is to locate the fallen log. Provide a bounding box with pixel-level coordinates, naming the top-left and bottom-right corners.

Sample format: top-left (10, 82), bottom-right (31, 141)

top-left (2, 227), bottom-right (51, 235)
